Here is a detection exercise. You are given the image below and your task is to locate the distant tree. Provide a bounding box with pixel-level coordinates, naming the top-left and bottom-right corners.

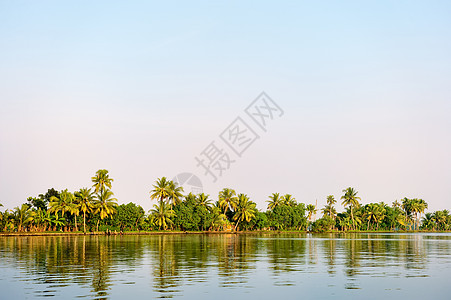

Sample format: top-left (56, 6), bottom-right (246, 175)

top-left (150, 201), bottom-right (174, 230)
top-left (167, 181), bottom-right (184, 206)
top-left (48, 189), bottom-right (78, 230)
top-left (282, 194), bottom-right (297, 207)
top-left (114, 203), bottom-right (145, 231)
top-left (196, 193), bottom-right (212, 209)
top-left (74, 188), bottom-right (95, 233)
top-left (93, 189), bottom-right (118, 231)
top-left (324, 195), bottom-right (337, 220)
top-left (421, 213), bottom-right (436, 230)
top-left (208, 204), bottom-right (227, 231)
top-left (306, 204), bottom-right (317, 223)
top-left (13, 204), bottom-right (35, 232)
top-left (341, 187), bottom-right (361, 230)
top-left (150, 177), bottom-right (171, 204)
top-left (218, 188), bottom-right (237, 214)
top-left (311, 216), bottom-right (335, 233)
top-left (233, 194), bottom-right (257, 230)
top-left (173, 193), bottom-right (201, 231)
top-left (92, 169), bottom-right (114, 194)
top-left (267, 193), bottom-right (282, 211)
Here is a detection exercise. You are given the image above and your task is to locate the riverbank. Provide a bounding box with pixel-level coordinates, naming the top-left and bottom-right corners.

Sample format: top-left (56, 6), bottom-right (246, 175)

top-left (1, 230), bottom-right (450, 237)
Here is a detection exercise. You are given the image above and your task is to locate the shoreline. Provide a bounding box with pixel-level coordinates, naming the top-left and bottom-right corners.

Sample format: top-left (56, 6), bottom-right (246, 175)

top-left (1, 230), bottom-right (450, 237)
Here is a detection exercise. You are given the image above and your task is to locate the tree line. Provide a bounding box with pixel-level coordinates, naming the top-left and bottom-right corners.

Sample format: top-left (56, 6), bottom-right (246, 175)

top-left (1, 170), bottom-right (450, 233)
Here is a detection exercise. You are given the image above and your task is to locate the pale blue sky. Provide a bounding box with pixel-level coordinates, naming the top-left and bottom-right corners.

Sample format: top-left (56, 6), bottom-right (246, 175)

top-left (1, 0), bottom-right (450, 212)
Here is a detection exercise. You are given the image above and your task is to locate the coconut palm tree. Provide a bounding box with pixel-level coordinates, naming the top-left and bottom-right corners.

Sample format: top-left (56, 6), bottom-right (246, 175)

top-left (218, 188), bottom-right (238, 214)
top-left (33, 208), bottom-right (48, 232)
top-left (196, 193), bottom-right (212, 208)
top-left (93, 189), bottom-right (118, 231)
top-left (2, 210), bottom-right (15, 232)
top-left (434, 210), bottom-right (448, 230)
top-left (184, 192), bottom-right (197, 203)
top-left (150, 177), bottom-right (171, 204)
top-left (321, 204), bottom-right (337, 219)
top-left (414, 198), bottom-right (428, 230)
top-left (266, 193), bottom-right (281, 211)
top-left (91, 169), bottom-right (114, 194)
top-left (150, 201), bottom-right (175, 230)
top-left (338, 215), bottom-right (352, 231)
top-left (233, 194), bottom-right (257, 230)
top-left (48, 189), bottom-right (78, 230)
top-left (401, 197), bottom-right (414, 229)
top-left (306, 204), bottom-right (317, 223)
top-left (282, 194), bottom-right (297, 207)
top-left (364, 203), bottom-right (385, 230)
top-left (392, 200), bottom-right (401, 209)
top-left (341, 187), bottom-right (361, 230)
top-left (209, 204), bottom-right (227, 231)
top-left (325, 195), bottom-right (337, 220)
top-left (167, 181), bottom-right (184, 206)
top-left (421, 213), bottom-right (436, 230)
top-left (13, 204), bottom-right (35, 232)
top-left (75, 188), bottom-right (95, 233)
top-left (327, 195), bottom-right (336, 206)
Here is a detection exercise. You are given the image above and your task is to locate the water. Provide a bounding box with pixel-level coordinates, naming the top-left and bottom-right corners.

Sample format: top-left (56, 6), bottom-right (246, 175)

top-left (0, 233), bottom-right (450, 299)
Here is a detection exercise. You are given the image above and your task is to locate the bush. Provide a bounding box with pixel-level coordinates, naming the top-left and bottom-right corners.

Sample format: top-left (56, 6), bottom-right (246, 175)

top-left (311, 217), bottom-right (335, 232)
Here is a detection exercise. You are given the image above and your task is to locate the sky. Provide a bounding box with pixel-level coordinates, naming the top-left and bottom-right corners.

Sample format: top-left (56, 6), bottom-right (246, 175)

top-left (0, 0), bottom-right (450, 213)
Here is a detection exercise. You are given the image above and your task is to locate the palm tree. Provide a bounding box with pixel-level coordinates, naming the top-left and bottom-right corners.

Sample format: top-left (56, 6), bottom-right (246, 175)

top-left (218, 188), bottom-right (238, 214)
top-left (434, 210), bottom-right (448, 230)
top-left (327, 195), bottom-right (336, 206)
top-left (414, 198), bottom-right (428, 230)
top-left (150, 177), bottom-right (171, 204)
top-left (48, 213), bottom-right (66, 231)
top-left (325, 195), bottom-right (337, 220)
top-left (93, 189), bottom-right (118, 231)
top-left (48, 189), bottom-right (78, 230)
top-left (167, 181), bottom-right (184, 206)
top-left (266, 193), bottom-right (281, 210)
top-left (341, 187), bottom-right (361, 230)
top-left (364, 203), bottom-right (385, 230)
top-left (33, 208), bottom-right (46, 231)
top-left (196, 193), bottom-right (212, 208)
top-left (91, 169), bottom-right (114, 194)
top-left (321, 204), bottom-right (337, 219)
top-left (282, 194), bottom-right (297, 207)
top-left (150, 201), bottom-right (175, 230)
top-left (392, 200), bottom-right (401, 209)
top-left (13, 204), bottom-right (35, 232)
top-left (421, 213), bottom-right (436, 230)
top-left (338, 215), bottom-right (352, 231)
top-left (306, 204), bottom-right (317, 222)
top-left (233, 194), bottom-right (257, 230)
top-left (75, 188), bottom-right (95, 233)
top-left (401, 197), bottom-right (414, 229)
top-left (184, 192), bottom-right (197, 203)
top-left (209, 204), bottom-right (227, 231)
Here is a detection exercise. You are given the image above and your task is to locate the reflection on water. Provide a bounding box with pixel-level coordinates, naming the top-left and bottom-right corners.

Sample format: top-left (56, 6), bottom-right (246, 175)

top-left (1, 233), bottom-right (451, 299)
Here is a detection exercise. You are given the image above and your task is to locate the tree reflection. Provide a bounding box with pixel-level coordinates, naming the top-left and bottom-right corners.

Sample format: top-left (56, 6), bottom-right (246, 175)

top-left (0, 233), bottom-right (445, 298)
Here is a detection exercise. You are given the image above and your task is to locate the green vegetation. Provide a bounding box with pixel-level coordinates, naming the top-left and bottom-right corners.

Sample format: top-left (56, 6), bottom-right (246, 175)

top-left (0, 171), bottom-right (450, 233)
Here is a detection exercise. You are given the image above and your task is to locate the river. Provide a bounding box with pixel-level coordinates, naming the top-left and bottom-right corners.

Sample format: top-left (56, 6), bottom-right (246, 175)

top-left (1, 233), bottom-right (450, 299)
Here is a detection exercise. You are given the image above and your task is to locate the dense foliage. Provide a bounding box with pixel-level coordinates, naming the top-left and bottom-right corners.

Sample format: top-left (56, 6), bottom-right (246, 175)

top-left (1, 172), bottom-right (450, 233)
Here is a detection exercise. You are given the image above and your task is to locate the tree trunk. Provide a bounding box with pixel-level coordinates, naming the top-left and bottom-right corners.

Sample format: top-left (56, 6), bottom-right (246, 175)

top-left (96, 219), bottom-right (100, 232)
top-left (235, 219), bottom-right (240, 231)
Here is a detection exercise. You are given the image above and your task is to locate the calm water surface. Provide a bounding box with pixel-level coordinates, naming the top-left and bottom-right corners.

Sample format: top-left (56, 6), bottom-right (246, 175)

top-left (1, 233), bottom-right (450, 299)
